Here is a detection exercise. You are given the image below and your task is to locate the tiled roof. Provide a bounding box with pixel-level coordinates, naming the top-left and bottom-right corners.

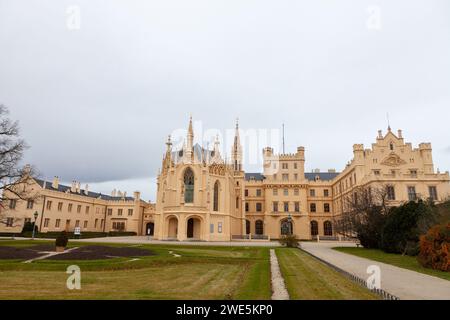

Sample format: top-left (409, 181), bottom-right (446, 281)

top-left (34, 178), bottom-right (135, 201)
top-left (245, 173), bottom-right (265, 181)
top-left (305, 172), bottom-right (340, 181)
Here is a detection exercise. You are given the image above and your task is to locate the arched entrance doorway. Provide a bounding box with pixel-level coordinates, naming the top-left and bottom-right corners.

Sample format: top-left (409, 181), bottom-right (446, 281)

top-left (280, 219), bottom-right (293, 236)
top-left (310, 221), bottom-right (318, 236)
top-left (187, 217), bottom-right (201, 239)
top-left (245, 220), bottom-right (251, 235)
top-left (146, 222), bottom-right (154, 236)
top-left (255, 220), bottom-right (264, 235)
top-left (324, 221), bottom-right (333, 236)
top-left (167, 217), bottom-right (178, 239)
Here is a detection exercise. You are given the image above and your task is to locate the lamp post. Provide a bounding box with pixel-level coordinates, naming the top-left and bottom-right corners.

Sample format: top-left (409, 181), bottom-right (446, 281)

top-left (32, 211), bottom-right (38, 240)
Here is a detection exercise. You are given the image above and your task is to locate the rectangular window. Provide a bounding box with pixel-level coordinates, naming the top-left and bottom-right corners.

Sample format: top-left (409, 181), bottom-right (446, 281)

top-left (128, 209), bottom-right (133, 216)
top-left (294, 189), bottom-right (299, 196)
top-left (282, 174), bottom-right (289, 181)
top-left (273, 174), bottom-right (277, 180)
top-left (310, 189), bottom-right (316, 197)
top-left (77, 205), bottom-right (81, 213)
top-left (85, 206), bottom-right (90, 214)
top-left (96, 207), bottom-right (100, 214)
top-left (294, 202), bottom-right (300, 212)
top-left (324, 189), bottom-right (329, 197)
top-left (24, 218), bottom-right (31, 224)
top-left (94, 219), bottom-right (98, 228)
top-left (245, 189), bottom-right (249, 197)
top-left (75, 220), bottom-right (80, 228)
top-left (55, 219), bottom-right (60, 228)
top-left (294, 174), bottom-right (298, 180)
top-left (245, 203), bottom-right (249, 212)
top-left (218, 222), bottom-right (223, 233)
top-left (9, 199), bottom-right (17, 210)
top-left (118, 209), bottom-right (123, 216)
top-left (387, 186), bottom-right (396, 200)
top-left (68, 203), bottom-right (73, 212)
top-left (210, 223), bottom-right (214, 233)
top-left (273, 188), bottom-right (278, 196)
top-left (83, 221), bottom-right (88, 228)
top-left (107, 208), bottom-right (113, 216)
top-left (256, 203), bottom-right (262, 212)
top-left (429, 186), bottom-right (438, 201)
top-left (256, 189), bottom-right (262, 197)
top-left (100, 219), bottom-right (104, 229)
top-left (282, 163), bottom-right (288, 169)
top-left (324, 203), bottom-right (330, 213)
top-left (27, 200), bottom-right (34, 209)
top-left (294, 163), bottom-right (298, 169)
top-left (284, 202), bottom-right (289, 212)
top-left (374, 170), bottom-right (380, 176)
top-left (44, 218), bottom-right (50, 228)
top-left (58, 202), bottom-right (63, 211)
top-left (46, 201), bottom-right (52, 210)
top-left (6, 217), bottom-right (14, 227)
top-left (310, 203), bottom-right (317, 213)
top-left (410, 170), bottom-right (418, 177)
top-left (283, 189), bottom-right (289, 196)
top-left (273, 202), bottom-right (279, 212)
top-left (408, 186), bottom-right (417, 201)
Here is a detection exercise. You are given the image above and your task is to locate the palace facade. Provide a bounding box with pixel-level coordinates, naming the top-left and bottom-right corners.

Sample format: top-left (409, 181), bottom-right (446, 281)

top-left (150, 118), bottom-right (450, 241)
top-left (1, 118), bottom-right (449, 241)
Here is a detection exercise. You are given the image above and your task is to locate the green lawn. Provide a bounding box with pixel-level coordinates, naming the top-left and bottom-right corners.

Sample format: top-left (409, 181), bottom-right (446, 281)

top-left (0, 240), bottom-right (271, 300)
top-left (276, 248), bottom-right (379, 300)
top-left (333, 247), bottom-right (450, 281)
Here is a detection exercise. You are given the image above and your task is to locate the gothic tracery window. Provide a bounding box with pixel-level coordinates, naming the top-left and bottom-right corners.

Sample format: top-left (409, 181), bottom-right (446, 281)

top-left (184, 168), bottom-right (194, 203)
top-left (213, 181), bottom-right (219, 211)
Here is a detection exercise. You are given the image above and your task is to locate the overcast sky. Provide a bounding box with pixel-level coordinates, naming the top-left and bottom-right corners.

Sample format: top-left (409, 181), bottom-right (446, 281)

top-left (1, 0), bottom-right (449, 201)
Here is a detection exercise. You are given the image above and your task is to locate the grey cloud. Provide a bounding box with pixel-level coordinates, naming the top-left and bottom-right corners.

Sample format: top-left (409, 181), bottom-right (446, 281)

top-left (1, 0), bottom-right (450, 186)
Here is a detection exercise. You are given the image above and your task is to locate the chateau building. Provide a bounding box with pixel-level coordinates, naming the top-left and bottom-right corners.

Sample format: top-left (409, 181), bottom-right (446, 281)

top-left (1, 118), bottom-right (449, 241)
top-left (151, 118), bottom-right (450, 241)
top-left (0, 178), bottom-right (155, 235)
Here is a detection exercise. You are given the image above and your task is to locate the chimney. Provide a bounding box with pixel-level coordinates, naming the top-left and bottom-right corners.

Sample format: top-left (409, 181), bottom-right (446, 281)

top-left (378, 130), bottom-right (383, 139)
top-left (84, 184), bottom-right (89, 196)
top-left (52, 176), bottom-right (59, 189)
top-left (71, 181), bottom-right (76, 193)
top-left (111, 189), bottom-right (117, 197)
top-left (314, 168), bottom-right (320, 173)
top-left (123, 191), bottom-right (127, 199)
top-left (76, 182), bottom-right (81, 194)
top-left (398, 130), bottom-right (403, 139)
top-left (134, 191), bottom-right (141, 201)
top-left (328, 169), bottom-right (336, 173)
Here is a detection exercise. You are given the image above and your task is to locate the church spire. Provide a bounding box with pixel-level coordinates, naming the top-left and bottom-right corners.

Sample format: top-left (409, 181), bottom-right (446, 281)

top-left (185, 116), bottom-right (194, 161)
top-left (231, 118), bottom-right (242, 171)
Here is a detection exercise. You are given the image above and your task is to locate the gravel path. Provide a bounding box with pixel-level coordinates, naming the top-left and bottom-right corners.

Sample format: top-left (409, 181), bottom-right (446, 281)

top-left (270, 249), bottom-right (290, 300)
top-left (301, 242), bottom-right (450, 300)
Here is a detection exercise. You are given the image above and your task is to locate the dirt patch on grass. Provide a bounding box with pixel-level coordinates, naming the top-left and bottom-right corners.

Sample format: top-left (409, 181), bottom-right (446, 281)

top-left (45, 245), bottom-right (155, 260)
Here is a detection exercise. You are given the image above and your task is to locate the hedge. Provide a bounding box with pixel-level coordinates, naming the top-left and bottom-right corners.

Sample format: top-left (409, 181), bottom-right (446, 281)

top-left (417, 223), bottom-right (450, 272)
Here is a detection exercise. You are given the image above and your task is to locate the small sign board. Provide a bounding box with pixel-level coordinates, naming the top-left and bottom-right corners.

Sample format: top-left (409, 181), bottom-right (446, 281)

top-left (74, 227), bottom-right (81, 236)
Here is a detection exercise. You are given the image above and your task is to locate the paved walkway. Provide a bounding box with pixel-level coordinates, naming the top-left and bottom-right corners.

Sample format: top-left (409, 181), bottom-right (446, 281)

top-left (71, 236), bottom-right (282, 247)
top-left (301, 242), bottom-right (450, 300)
top-left (270, 249), bottom-right (290, 300)
top-left (1, 236), bottom-right (280, 247)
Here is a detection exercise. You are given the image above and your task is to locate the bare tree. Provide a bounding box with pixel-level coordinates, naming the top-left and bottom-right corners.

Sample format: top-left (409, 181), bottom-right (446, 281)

top-left (0, 105), bottom-right (38, 227)
top-left (333, 184), bottom-right (390, 248)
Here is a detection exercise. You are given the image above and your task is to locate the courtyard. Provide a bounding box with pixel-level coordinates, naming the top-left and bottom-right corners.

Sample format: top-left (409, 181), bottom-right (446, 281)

top-left (0, 239), bottom-right (379, 300)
